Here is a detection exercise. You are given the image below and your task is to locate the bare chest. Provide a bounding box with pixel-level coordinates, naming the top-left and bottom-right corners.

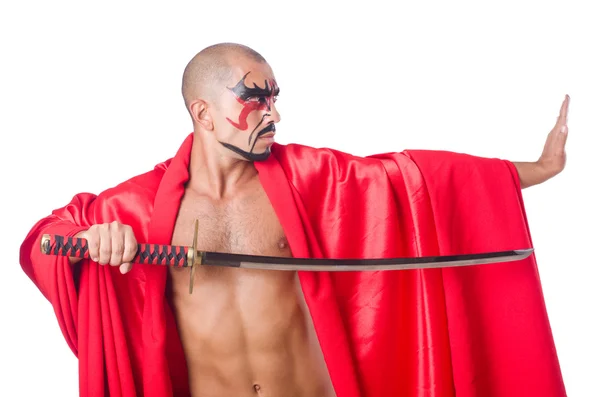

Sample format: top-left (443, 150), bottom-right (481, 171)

top-left (171, 186), bottom-right (289, 256)
top-left (165, 184), bottom-right (335, 396)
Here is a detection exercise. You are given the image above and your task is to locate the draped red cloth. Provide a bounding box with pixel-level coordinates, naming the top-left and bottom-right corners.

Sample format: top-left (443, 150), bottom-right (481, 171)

top-left (20, 133), bottom-right (565, 396)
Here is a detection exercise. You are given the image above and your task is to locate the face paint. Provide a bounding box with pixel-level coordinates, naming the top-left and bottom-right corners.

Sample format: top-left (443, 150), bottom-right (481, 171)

top-left (219, 71), bottom-right (279, 162)
top-left (219, 120), bottom-right (276, 161)
top-left (225, 71), bottom-right (279, 129)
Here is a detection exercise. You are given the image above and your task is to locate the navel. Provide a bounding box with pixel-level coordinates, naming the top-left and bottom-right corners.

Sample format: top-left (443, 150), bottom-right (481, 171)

top-left (253, 383), bottom-right (261, 393)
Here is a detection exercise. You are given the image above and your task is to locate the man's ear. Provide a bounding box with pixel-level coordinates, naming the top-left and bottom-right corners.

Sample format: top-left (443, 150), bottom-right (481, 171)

top-left (189, 99), bottom-right (214, 131)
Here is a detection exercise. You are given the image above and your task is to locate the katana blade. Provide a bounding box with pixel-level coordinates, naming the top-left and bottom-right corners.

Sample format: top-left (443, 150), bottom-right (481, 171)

top-left (40, 233), bottom-right (533, 271)
top-left (200, 249), bottom-right (533, 271)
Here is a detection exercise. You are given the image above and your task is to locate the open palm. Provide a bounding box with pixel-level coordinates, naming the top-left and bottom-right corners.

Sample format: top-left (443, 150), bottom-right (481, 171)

top-left (538, 95), bottom-right (570, 177)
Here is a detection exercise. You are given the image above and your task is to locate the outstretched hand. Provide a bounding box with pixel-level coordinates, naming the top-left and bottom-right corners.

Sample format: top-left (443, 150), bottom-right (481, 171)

top-left (513, 95), bottom-right (570, 189)
top-left (538, 94), bottom-right (570, 178)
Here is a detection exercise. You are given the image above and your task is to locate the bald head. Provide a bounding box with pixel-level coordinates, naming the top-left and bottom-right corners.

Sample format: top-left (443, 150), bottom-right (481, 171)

top-left (181, 43), bottom-right (267, 111)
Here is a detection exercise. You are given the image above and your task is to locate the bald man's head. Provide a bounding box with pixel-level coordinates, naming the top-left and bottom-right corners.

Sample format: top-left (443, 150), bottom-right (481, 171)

top-left (181, 43), bottom-right (280, 162)
top-left (181, 43), bottom-right (267, 112)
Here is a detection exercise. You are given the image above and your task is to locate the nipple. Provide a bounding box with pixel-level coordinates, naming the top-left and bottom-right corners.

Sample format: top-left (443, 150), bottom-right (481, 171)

top-left (278, 238), bottom-right (288, 249)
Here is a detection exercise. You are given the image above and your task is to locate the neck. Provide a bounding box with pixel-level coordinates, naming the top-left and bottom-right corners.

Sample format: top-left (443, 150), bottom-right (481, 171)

top-left (188, 130), bottom-right (258, 199)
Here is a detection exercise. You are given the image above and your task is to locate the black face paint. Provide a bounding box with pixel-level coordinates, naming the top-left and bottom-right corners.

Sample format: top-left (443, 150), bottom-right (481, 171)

top-left (220, 123), bottom-right (275, 162)
top-left (229, 71), bottom-right (276, 106)
top-left (248, 114), bottom-right (270, 145)
top-left (219, 71), bottom-right (279, 162)
top-left (219, 142), bottom-right (272, 162)
top-left (248, 123), bottom-right (276, 151)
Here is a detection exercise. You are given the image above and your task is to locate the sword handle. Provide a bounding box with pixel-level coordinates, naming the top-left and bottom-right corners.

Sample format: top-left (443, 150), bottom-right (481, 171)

top-left (40, 234), bottom-right (192, 267)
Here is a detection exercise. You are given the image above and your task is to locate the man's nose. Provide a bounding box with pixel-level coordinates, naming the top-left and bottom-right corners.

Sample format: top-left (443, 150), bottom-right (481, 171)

top-left (268, 102), bottom-right (281, 123)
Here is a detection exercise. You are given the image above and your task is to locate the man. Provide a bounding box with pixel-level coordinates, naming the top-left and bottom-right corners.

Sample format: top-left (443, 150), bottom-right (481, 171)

top-left (20, 43), bottom-right (568, 397)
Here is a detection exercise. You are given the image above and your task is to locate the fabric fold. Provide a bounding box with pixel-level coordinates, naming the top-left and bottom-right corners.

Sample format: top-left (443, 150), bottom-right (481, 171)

top-left (19, 134), bottom-right (565, 397)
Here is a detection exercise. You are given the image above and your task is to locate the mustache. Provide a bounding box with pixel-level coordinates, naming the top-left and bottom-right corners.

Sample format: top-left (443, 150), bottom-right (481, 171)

top-left (256, 123), bottom-right (276, 138)
top-left (248, 117), bottom-right (275, 145)
top-left (249, 123), bottom-right (276, 153)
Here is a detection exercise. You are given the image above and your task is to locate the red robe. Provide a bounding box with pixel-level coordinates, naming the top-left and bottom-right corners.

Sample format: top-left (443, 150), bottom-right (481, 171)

top-left (20, 133), bottom-right (566, 397)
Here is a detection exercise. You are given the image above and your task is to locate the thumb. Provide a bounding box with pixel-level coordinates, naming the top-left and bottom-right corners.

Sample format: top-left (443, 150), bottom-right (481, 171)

top-left (119, 262), bottom-right (133, 274)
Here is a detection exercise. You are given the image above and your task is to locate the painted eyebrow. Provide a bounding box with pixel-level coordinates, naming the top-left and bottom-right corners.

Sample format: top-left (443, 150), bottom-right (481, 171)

top-left (248, 84), bottom-right (279, 97)
top-left (228, 73), bottom-right (275, 100)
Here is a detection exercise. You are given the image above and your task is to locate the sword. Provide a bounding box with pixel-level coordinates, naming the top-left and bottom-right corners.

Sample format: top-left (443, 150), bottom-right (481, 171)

top-left (40, 220), bottom-right (534, 294)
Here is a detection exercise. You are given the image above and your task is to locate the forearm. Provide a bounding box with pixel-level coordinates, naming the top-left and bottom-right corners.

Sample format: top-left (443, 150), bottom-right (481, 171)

top-left (512, 161), bottom-right (552, 189)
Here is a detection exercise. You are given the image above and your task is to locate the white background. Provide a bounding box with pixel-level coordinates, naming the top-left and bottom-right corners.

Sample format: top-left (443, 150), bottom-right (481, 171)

top-left (1, 0), bottom-right (598, 396)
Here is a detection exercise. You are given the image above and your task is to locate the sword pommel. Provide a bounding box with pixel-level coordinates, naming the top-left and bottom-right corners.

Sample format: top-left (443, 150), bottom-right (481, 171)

top-left (40, 234), bottom-right (51, 254)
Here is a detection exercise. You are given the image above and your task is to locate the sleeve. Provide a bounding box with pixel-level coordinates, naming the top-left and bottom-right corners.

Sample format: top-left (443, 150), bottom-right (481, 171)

top-left (400, 149), bottom-right (566, 396)
top-left (19, 192), bottom-right (98, 355)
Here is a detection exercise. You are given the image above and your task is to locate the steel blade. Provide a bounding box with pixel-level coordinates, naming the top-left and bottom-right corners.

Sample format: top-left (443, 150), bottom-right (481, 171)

top-left (199, 248), bottom-right (534, 271)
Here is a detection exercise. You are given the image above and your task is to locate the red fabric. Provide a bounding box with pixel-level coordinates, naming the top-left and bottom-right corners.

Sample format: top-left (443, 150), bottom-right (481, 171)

top-left (20, 133), bottom-right (565, 396)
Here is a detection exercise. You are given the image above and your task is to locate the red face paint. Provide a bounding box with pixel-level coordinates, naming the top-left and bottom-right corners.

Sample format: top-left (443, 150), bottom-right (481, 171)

top-left (219, 72), bottom-right (279, 162)
top-left (226, 95), bottom-right (270, 130)
top-left (226, 72), bottom-right (279, 130)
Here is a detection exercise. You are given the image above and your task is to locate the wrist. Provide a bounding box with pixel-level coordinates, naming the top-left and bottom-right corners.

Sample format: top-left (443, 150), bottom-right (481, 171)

top-left (535, 158), bottom-right (558, 183)
top-left (513, 161), bottom-right (548, 189)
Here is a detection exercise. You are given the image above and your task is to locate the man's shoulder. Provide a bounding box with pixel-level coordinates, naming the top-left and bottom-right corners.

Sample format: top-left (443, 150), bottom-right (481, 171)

top-left (267, 142), bottom-right (394, 197)
top-left (271, 142), bottom-right (367, 164)
top-left (97, 158), bottom-right (173, 204)
top-left (270, 142), bottom-right (392, 173)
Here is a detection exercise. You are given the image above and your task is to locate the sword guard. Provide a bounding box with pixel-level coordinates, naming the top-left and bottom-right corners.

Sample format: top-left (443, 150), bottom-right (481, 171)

top-left (189, 219), bottom-right (202, 294)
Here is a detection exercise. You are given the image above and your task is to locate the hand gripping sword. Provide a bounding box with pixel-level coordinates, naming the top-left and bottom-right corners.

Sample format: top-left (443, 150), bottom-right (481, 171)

top-left (40, 220), bottom-right (534, 294)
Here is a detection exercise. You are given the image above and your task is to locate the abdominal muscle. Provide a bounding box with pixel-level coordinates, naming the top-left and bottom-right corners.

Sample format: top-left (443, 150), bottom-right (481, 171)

top-left (169, 267), bottom-right (337, 397)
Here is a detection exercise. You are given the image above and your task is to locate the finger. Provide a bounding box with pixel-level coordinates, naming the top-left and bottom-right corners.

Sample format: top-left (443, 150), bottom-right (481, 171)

top-left (546, 124), bottom-right (568, 158)
top-left (122, 226), bottom-right (138, 263)
top-left (110, 223), bottom-right (125, 266)
top-left (556, 94), bottom-right (570, 127)
top-left (553, 124), bottom-right (568, 144)
top-left (98, 224), bottom-right (112, 265)
top-left (119, 262), bottom-right (133, 274)
top-left (558, 125), bottom-right (569, 146)
top-left (86, 228), bottom-right (101, 263)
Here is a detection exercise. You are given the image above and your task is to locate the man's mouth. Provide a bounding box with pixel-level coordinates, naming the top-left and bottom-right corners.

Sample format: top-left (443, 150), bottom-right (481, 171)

top-left (256, 123), bottom-right (276, 139)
